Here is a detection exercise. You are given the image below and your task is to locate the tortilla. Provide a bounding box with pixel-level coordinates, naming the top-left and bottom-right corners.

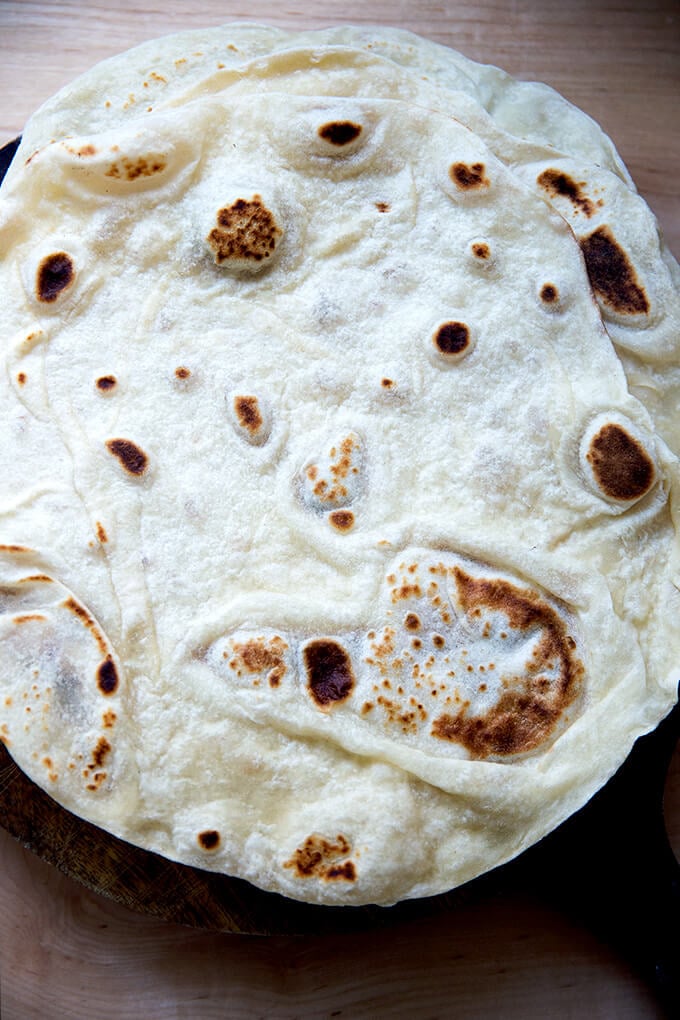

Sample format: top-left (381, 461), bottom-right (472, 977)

top-left (0, 25), bottom-right (678, 907)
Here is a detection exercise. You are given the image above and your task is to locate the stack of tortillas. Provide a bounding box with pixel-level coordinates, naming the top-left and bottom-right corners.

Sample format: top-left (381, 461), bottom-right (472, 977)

top-left (0, 24), bottom-right (678, 906)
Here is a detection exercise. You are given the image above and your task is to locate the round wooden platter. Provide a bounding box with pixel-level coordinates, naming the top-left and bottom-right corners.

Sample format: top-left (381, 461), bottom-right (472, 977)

top-left (0, 741), bottom-right (489, 937)
top-left (1, 698), bottom-right (678, 957)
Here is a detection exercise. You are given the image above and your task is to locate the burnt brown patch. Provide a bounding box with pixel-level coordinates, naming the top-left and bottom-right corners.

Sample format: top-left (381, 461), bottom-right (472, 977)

top-left (375, 201), bottom-right (391, 212)
top-left (579, 226), bottom-right (649, 315)
top-left (304, 640), bottom-right (355, 708)
top-left (284, 834), bottom-right (356, 881)
top-left (96, 375), bottom-right (117, 392)
top-left (63, 597), bottom-right (107, 655)
top-left (230, 636), bottom-right (288, 688)
top-left (36, 252), bottom-right (74, 303)
top-left (586, 422), bottom-right (655, 501)
top-left (105, 438), bottom-right (149, 476)
top-left (537, 169), bottom-right (595, 217)
top-left (404, 613), bottom-right (421, 632)
top-left (328, 510), bottom-right (355, 532)
top-left (96, 656), bottom-right (119, 695)
top-left (540, 283), bottom-right (558, 304)
top-left (174, 366), bottom-right (191, 380)
top-left (12, 613), bottom-right (46, 624)
top-left (472, 242), bottom-right (490, 259)
top-left (318, 121), bottom-right (362, 146)
top-left (434, 322), bottom-right (470, 357)
top-left (16, 372), bottom-right (27, 386)
top-left (234, 396), bottom-right (263, 434)
top-left (95, 521), bottom-right (108, 543)
top-left (431, 568), bottom-right (583, 758)
top-left (450, 162), bottom-right (489, 190)
top-left (198, 830), bottom-right (221, 851)
top-left (105, 155), bottom-right (167, 180)
top-left (207, 196), bottom-right (282, 265)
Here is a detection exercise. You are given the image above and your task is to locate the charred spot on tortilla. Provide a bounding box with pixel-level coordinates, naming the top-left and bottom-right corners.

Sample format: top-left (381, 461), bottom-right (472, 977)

top-left (431, 567), bottom-right (584, 757)
top-left (540, 283), bottom-right (558, 304)
top-left (579, 226), bottom-right (649, 315)
top-left (586, 422), bottom-right (655, 501)
top-left (207, 196), bottom-right (282, 267)
top-left (36, 252), bottom-right (74, 303)
top-left (284, 834), bottom-right (356, 880)
top-left (104, 155), bottom-right (167, 180)
top-left (16, 372), bottom-right (27, 386)
top-left (304, 639), bottom-right (355, 707)
top-left (198, 829), bottom-right (221, 851)
top-left (450, 162), bottom-right (489, 190)
top-left (472, 241), bottom-right (490, 259)
top-left (96, 374), bottom-right (117, 392)
top-left (96, 656), bottom-right (119, 695)
top-left (537, 168), bottom-right (595, 217)
top-left (105, 438), bottom-right (149, 476)
top-left (404, 613), bottom-right (421, 632)
top-left (174, 366), bottom-right (191, 380)
top-left (433, 321), bottom-right (470, 358)
top-left (318, 120), bottom-right (362, 146)
top-left (328, 509), bottom-right (355, 532)
top-left (234, 395), bottom-right (262, 434)
top-left (375, 201), bottom-right (391, 212)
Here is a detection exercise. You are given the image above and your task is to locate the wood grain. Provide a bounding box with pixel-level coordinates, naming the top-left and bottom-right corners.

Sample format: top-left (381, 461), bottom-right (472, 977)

top-left (0, 1), bottom-right (679, 1016)
top-left (0, 0), bottom-right (678, 254)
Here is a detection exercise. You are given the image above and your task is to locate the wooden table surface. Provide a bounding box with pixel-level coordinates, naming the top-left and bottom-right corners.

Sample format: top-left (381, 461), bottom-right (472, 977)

top-left (0, 2), bottom-right (678, 1017)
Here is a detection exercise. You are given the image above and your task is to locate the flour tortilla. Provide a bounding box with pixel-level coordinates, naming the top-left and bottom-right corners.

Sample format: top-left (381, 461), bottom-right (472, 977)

top-left (0, 27), bottom-right (678, 907)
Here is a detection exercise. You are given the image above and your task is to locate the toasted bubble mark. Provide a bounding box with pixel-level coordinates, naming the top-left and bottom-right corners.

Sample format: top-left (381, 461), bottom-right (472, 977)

top-left (375, 201), bottom-right (391, 212)
top-left (95, 521), bottom-right (108, 544)
top-left (96, 375), bottom-right (117, 392)
top-left (90, 736), bottom-right (111, 768)
top-left (230, 636), bottom-right (288, 688)
top-left (13, 613), bottom-right (47, 624)
top-left (404, 613), bottom-right (421, 632)
top-left (36, 252), bottom-right (74, 303)
top-left (318, 121), bottom-right (362, 146)
top-left (0, 545), bottom-right (31, 554)
top-left (105, 438), bottom-right (149, 476)
top-left (540, 283), bottom-right (558, 304)
top-left (17, 372), bottom-right (27, 386)
top-left (537, 169), bottom-right (595, 217)
top-left (96, 656), bottom-right (119, 695)
top-left (207, 196), bottom-right (282, 266)
top-left (586, 423), bottom-right (655, 501)
top-left (63, 597), bottom-right (108, 655)
top-left (433, 322), bottom-right (470, 358)
top-left (174, 366), bottom-right (191, 380)
top-left (302, 432), bottom-right (363, 510)
top-left (104, 155), bottom-right (167, 180)
top-left (472, 242), bottom-right (490, 259)
top-left (198, 830), bottom-right (221, 851)
top-left (430, 568), bottom-right (584, 757)
top-left (102, 710), bottom-right (117, 729)
top-left (284, 834), bottom-right (355, 881)
top-left (328, 510), bottom-right (355, 532)
top-left (304, 640), bottom-right (355, 707)
top-left (579, 226), bottom-right (649, 315)
top-left (450, 162), bottom-right (489, 190)
top-left (234, 396), bottom-right (263, 434)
